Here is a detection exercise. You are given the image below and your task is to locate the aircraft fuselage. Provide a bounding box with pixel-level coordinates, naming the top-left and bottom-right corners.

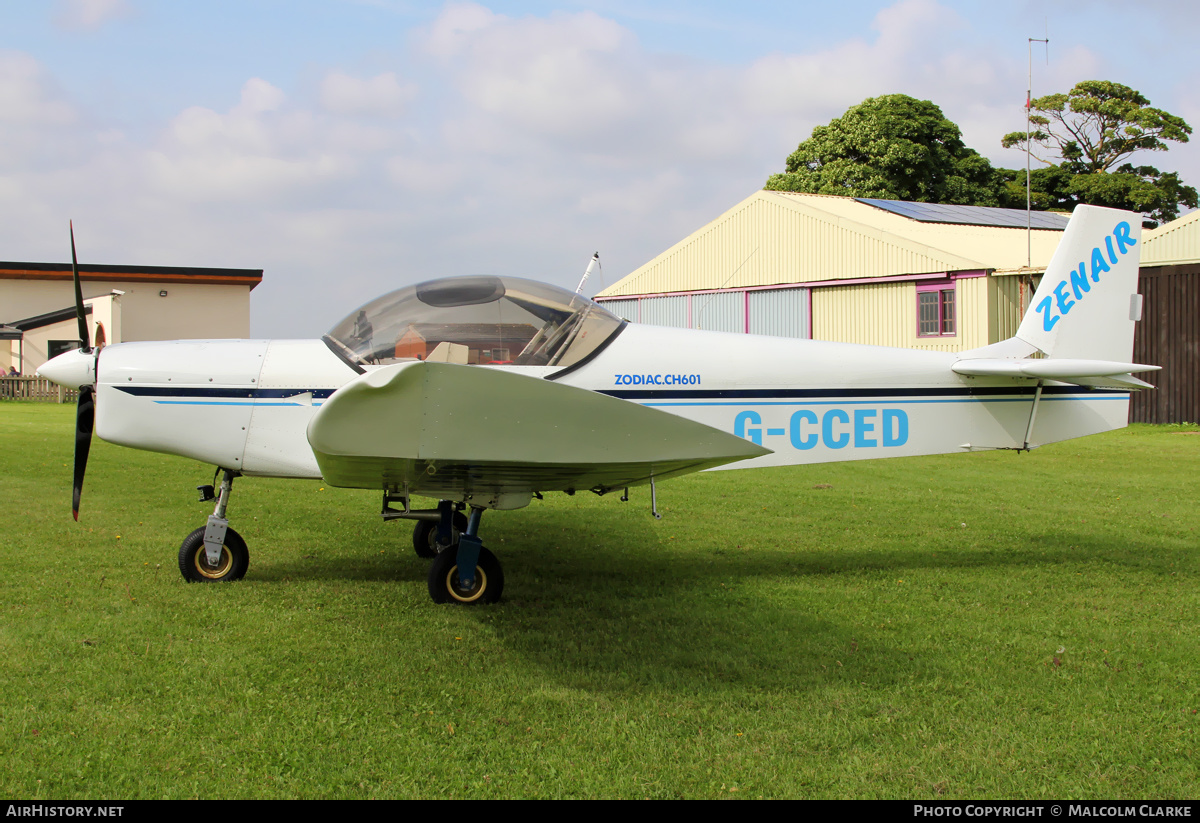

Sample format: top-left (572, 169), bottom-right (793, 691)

top-left (92, 322), bottom-right (1127, 483)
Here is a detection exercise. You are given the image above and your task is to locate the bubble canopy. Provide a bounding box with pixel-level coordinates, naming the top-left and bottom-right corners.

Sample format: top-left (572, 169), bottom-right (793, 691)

top-left (324, 276), bottom-right (626, 369)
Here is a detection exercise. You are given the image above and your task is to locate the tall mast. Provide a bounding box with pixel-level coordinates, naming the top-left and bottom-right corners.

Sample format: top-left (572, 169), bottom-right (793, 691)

top-left (1027, 35), bottom-right (1049, 268)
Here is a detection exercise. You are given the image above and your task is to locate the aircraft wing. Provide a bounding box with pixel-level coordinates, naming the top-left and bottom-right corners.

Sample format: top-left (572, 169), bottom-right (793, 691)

top-left (306, 361), bottom-right (771, 499)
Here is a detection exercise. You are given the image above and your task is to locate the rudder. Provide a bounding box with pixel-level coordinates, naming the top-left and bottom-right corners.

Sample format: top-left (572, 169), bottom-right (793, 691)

top-left (1014, 205), bottom-right (1143, 362)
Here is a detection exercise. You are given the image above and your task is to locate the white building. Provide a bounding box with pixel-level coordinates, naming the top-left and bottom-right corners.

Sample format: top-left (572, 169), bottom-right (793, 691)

top-left (1, 261), bottom-right (262, 374)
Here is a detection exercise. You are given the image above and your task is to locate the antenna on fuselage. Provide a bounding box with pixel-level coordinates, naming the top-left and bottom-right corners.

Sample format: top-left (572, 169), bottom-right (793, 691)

top-left (694, 247), bottom-right (758, 330)
top-left (575, 252), bottom-right (601, 295)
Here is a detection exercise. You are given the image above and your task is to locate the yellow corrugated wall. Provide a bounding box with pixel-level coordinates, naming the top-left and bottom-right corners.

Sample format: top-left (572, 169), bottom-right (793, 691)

top-left (1142, 211), bottom-right (1200, 265)
top-left (811, 276), bottom-right (993, 352)
top-left (987, 275), bottom-right (1029, 344)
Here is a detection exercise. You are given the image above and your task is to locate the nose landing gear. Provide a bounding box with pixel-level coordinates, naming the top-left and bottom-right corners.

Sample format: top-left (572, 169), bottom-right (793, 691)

top-left (179, 468), bottom-right (247, 583)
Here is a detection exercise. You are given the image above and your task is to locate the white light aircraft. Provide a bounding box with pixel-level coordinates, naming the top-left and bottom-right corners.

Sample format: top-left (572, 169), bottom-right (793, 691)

top-left (39, 205), bottom-right (1158, 604)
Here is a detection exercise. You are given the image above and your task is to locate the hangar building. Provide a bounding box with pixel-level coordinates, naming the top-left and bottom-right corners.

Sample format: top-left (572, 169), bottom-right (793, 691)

top-left (594, 191), bottom-right (1070, 353)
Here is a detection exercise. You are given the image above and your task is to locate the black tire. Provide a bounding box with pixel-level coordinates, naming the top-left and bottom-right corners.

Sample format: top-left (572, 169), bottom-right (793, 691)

top-left (178, 526), bottom-right (249, 583)
top-left (427, 544), bottom-right (503, 604)
top-left (412, 512), bottom-right (468, 559)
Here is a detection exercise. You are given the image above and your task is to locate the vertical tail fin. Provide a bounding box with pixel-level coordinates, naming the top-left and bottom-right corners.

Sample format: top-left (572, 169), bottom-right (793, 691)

top-left (1014, 205), bottom-right (1143, 362)
top-left (954, 205), bottom-right (1158, 388)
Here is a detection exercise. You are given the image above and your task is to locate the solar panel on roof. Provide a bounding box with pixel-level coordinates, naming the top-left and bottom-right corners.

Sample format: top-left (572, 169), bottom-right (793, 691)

top-left (856, 199), bottom-right (1071, 230)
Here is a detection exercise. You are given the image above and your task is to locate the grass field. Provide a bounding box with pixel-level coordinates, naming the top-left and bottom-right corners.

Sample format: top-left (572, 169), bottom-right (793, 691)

top-left (0, 402), bottom-right (1196, 799)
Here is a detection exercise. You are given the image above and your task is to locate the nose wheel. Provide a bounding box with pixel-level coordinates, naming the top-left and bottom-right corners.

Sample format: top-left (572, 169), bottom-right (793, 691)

top-left (179, 526), bottom-right (249, 582)
top-left (179, 468), bottom-right (248, 583)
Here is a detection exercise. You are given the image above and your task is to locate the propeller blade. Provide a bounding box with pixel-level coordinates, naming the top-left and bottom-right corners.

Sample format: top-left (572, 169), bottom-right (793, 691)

top-left (72, 384), bottom-right (94, 521)
top-left (70, 221), bottom-right (90, 353)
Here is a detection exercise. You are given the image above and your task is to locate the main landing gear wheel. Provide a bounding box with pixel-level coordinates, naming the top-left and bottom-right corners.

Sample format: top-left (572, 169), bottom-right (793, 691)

top-left (412, 512), bottom-right (468, 559)
top-left (178, 526), bottom-right (249, 583)
top-left (427, 544), bottom-right (504, 605)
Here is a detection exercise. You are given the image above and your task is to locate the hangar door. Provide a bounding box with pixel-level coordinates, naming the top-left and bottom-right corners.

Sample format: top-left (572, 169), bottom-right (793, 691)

top-left (597, 286), bottom-right (809, 339)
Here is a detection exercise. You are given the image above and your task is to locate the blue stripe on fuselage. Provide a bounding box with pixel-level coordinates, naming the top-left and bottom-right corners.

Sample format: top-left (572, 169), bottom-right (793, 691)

top-left (600, 386), bottom-right (1126, 405)
top-left (114, 386), bottom-right (334, 406)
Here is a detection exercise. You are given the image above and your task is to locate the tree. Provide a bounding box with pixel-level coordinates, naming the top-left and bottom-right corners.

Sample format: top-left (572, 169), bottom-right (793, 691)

top-left (765, 94), bottom-right (1005, 205)
top-left (1001, 81), bottom-right (1196, 226)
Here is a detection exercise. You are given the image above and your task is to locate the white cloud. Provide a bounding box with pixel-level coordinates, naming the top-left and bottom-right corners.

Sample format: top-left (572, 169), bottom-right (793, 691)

top-left (53, 0), bottom-right (132, 31)
top-left (422, 5), bottom-right (639, 136)
top-left (0, 51), bottom-right (87, 179)
top-left (146, 79), bottom-right (365, 203)
top-left (423, 2), bottom-right (500, 59)
top-left (319, 71), bottom-right (417, 118)
top-left (146, 149), bottom-right (354, 202)
top-left (743, 0), bottom-right (978, 118)
top-left (416, 3), bottom-right (774, 168)
top-left (235, 77), bottom-right (287, 115)
top-left (0, 51), bottom-right (76, 127)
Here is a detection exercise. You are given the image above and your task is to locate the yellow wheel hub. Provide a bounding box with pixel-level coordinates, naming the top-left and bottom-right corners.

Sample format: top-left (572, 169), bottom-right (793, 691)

top-left (193, 546), bottom-right (232, 579)
top-left (444, 565), bottom-right (488, 603)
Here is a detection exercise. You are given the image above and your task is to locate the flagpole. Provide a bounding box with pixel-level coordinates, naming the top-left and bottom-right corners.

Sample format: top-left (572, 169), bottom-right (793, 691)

top-left (1027, 36), bottom-right (1048, 269)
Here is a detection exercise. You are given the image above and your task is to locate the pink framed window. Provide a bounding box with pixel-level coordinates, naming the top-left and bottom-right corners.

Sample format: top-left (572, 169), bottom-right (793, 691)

top-left (917, 279), bottom-right (956, 337)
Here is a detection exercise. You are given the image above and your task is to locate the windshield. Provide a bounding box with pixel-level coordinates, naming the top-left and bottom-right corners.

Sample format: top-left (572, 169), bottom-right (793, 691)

top-left (325, 276), bottom-right (625, 369)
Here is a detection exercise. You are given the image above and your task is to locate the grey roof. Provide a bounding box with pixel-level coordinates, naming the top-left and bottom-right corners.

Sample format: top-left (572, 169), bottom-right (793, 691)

top-left (3, 305), bottom-right (91, 332)
top-left (856, 199), bottom-right (1072, 230)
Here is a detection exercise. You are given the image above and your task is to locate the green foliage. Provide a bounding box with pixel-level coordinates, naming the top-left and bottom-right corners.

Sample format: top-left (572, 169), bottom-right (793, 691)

top-left (765, 94), bottom-right (1005, 205)
top-left (1003, 80), bottom-right (1192, 172)
top-left (1001, 81), bottom-right (1196, 226)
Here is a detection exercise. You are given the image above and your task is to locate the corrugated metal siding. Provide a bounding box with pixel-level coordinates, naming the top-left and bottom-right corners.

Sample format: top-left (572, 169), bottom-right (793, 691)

top-left (602, 298), bottom-right (638, 323)
top-left (748, 288), bottom-right (809, 338)
top-left (602, 275), bottom-right (999, 350)
top-left (810, 278), bottom-right (985, 352)
top-left (813, 282), bottom-right (911, 347)
top-left (1142, 211), bottom-right (1200, 265)
top-left (987, 274), bottom-right (1031, 344)
top-left (955, 277), bottom-right (989, 350)
top-left (596, 287), bottom-right (813, 337)
top-left (692, 291), bottom-right (743, 333)
top-left (637, 295), bottom-right (688, 328)
top-left (1131, 264), bottom-right (1200, 423)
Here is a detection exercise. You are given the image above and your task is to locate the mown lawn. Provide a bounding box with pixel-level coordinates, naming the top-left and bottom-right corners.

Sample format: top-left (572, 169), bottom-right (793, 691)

top-left (0, 403), bottom-right (1196, 798)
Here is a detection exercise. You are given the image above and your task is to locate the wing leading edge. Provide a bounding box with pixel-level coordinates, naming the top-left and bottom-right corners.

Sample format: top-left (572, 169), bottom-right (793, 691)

top-left (307, 361), bottom-right (771, 501)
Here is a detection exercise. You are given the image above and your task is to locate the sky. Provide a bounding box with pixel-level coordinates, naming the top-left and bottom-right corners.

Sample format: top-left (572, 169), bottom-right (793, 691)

top-left (4, 0), bottom-right (1199, 337)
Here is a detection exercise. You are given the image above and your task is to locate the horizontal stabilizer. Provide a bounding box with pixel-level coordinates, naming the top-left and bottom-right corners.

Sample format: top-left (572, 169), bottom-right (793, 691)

top-left (952, 358), bottom-right (1160, 379)
top-left (1064, 373), bottom-right (1155, 390)
top-left (952, 357), bottom-right (1158, 391)
top-left (308, 361), bottom-right (771, 497)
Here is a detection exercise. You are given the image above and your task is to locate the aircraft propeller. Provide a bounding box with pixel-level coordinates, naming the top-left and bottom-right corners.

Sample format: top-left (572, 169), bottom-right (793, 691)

top-left (69, 222), bottom-right (95, 521)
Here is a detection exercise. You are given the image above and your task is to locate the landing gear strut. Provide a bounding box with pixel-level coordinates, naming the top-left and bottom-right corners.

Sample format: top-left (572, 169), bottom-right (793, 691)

top-left (179, 468), bottom-right (248, 582)
top-left (383, 493), bottom-right (505, 604)
top-left (411, 500), bottom-right (467, 558)
top-left (426, 506), bottom-right (503, 604)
